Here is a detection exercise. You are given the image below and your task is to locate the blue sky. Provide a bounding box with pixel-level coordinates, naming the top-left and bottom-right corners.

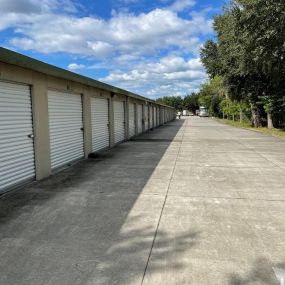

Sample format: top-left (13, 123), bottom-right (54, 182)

top-left (0, 0), bottom-right (224, 99)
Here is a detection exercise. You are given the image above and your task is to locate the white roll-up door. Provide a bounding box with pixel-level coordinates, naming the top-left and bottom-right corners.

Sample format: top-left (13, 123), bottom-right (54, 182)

top-left (154, 107), bottom-right (157, 127)
top-left (0, 81), bottom-right (35, 193)
top-left (144, 106), bottom-right (149, 131)
top-left (137, 104), bottom-right (143, 134)
top-left (114, 101), bottom-right (125, 144)
top-left (48, 91), bottom-right (84, 170)
top-left (129, 102), bottom-right (136, 138)
top-left (91, 97), bottom-right (110, 152)
top-left (149, 106), bottom-right (153, 129)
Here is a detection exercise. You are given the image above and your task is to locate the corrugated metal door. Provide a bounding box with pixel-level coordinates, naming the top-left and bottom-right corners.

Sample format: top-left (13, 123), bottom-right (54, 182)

top-left (137, 104), bottom-right (143, 134)
top-left (144, 105), bottom-right (149, 131)
top-left (91, 97), bottom-right (110, 152)
top-left (128, 102), bottom-right (136, 137)
top-left (0, 81), bottom-right (35, 193)
top-left (149, 106), bottom-right (153, 129)
top-left (114, 101), bottom-right (125, 143)
top-left (154, 107), bottom-right (157, 127)
top-left (48, 90), bottom-right (84, 170)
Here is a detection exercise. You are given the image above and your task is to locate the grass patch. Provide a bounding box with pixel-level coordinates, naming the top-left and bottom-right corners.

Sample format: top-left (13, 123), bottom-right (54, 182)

top-left (217, 118), bottom-right (285, 138)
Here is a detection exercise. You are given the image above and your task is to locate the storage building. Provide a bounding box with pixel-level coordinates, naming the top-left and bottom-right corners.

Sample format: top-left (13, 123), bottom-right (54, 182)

top-left (0, 48), bottom-right (176, 194)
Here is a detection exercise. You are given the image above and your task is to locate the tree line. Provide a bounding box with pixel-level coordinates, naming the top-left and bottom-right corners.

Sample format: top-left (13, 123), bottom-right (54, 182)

top-left (158, 0), bottom-right (285, 128)
top-left (156, 94), bottom-right (199, 114)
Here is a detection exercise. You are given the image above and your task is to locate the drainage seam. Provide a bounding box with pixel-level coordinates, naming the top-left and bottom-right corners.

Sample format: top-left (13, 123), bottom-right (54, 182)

top-left (140, 120), bottom-right (187, 285)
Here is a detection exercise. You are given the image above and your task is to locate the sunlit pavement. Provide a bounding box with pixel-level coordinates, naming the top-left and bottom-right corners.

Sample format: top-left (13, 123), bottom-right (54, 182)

top-left (0, 117), bottom-right (285, 285)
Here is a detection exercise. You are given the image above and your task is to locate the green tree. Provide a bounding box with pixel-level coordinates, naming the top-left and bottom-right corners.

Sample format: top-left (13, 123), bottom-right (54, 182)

top-left (220, 98), bottom-right (244, 121)
top-left (198, 76), bottom-right (226, 116)
top-left (200, 40), bottom-right (221, 78)
top-left (156, 96), bottom-right (184, 110)
top-left (210, 0), bottom-right (285, 128)
top-left (183, 93), bottom-right (199, 113)
top-left (213, 8), bottom-right (264, 127)
top-left (231, 0), bottom-right (285, 128)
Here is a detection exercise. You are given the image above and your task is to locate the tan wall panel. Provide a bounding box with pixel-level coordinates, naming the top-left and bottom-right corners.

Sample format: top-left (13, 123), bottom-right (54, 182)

top-left (109, 95), bottom-right (115, 147)
top-left (82, 88), bottom-right (92, 158)
top-left (0, 63), bottom-right (33, 85)
top-left (125, 97), bottom-right (129, 139)
top-left (31, 73), bottom-right (51, 179)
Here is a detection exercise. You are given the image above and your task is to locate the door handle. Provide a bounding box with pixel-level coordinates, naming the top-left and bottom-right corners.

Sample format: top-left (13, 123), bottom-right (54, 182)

top-left (27, 134), bottom-right (34, 139)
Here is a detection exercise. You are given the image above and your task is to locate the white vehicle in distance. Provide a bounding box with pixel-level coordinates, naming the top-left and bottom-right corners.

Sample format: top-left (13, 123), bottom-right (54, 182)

top-left (199, 106), bottom-right (209, 117)
top-left (182, 110), bottom-right (189, 116)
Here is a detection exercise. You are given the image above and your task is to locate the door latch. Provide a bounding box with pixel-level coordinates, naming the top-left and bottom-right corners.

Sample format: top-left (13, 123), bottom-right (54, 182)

top-left (27, 134), bottom-right (34, 139)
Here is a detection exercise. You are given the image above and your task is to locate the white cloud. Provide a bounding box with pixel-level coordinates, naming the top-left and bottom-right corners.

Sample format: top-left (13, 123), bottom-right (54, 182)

top-left (0, 0), bottom-right (79, 14)
top-left (67, 63), bottom-right (85, 70)
top-left (0, 0), bottom-right (213, 98)
top-left (0, 0), bottom-right (80, 31)
top-left (167, 0), bottom-right (196, 12)
top-left (103, 56), bottom-right (204, 81)
top-left (100, 55), bottom-right (206, 98)
top-left (144, 56), bottom-right (203, 73)
top-left (1, 4), bottom-right (212, 57)
top-left (87, 41), bottom-right (114, 57)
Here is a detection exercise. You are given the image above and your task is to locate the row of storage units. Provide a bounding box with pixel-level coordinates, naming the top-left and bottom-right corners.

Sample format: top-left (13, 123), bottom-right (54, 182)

top-left (0, 48), bottom-right (176, 194)
top-left (0, 81), bottom-right (175, 194)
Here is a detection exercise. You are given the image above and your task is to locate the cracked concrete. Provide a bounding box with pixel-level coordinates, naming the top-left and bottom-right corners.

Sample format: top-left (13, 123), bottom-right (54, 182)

top-left (0, 117), bottom-right (285, 285)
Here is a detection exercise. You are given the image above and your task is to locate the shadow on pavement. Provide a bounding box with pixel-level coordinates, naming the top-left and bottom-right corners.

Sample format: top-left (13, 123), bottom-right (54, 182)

top-left (228, 257), bottom-right (285, 285)
top-left (0, 119), bottom-right (201, 285)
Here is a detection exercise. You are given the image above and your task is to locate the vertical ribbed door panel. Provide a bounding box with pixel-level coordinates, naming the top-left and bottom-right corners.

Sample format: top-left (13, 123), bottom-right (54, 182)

top-left (114, 101), bottom-right (125, 143)
top-left (48, 91), bottom-right (84, 170)
top-left (128, 102), bottom-right (136, 137)
top-left (91, 97), bottom-right (110, 152)
top-left (0, 81), bottom-right (35, 193)
top-left (154, 107), bottom-right (157, 127)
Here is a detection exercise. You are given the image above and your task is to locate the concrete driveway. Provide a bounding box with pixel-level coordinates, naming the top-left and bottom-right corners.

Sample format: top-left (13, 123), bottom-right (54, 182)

top-left (0, 117), bottom-right (285, 285)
